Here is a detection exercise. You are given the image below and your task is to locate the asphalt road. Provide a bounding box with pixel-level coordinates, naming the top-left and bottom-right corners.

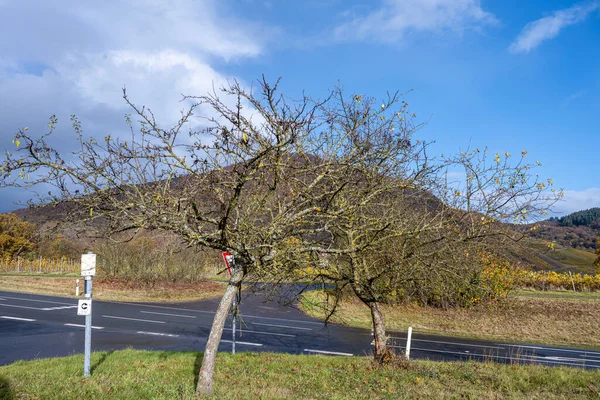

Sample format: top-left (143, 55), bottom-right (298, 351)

top-left (1, 289), bottom-right (600, 369)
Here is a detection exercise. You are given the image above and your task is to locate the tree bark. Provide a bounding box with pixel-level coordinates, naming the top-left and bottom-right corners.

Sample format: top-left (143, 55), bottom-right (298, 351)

top-left (196, 267), bottom-right (244, 396)
top-left (369, 301), bottom-right (388, 361)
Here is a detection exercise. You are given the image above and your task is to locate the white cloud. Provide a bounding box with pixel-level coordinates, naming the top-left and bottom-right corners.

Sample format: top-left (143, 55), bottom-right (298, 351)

top-left (509, 1), bottom-right (600, 54)
top-left (552, 188), bottom-right (600, 215)
top-left (0, 0), bottom-right (263, 62)
top-left (334, 0), bottom-right (497, 42)
top-left (0, 0), bottom-right (268, 135)
top-left (59, 50), bottom-right (228, 124)
top-left (72, 0), bottom-right (264, 60)
top-left (0, 0), bottom-right (266, 115)
top-left (0, 0), bottom-right (269, 212)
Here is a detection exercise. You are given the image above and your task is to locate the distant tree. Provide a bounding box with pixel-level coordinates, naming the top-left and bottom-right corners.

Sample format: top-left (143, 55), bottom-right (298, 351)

top-left (94, 236), bottom-right (212, 283)
top-left (0, 213), bottom-right (35, 258)
top-left (37, 233), bottom-right (81, 259)
top-left (527, 215), bottom-right (599, 251)
top-left (0, 78), bottom-right (562, 391)
top-left (559, 208), bottom-right (600, 227)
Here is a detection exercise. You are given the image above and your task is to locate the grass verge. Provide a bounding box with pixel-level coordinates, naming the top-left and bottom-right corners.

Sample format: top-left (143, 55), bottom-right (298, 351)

top-left (525, 240), bottom-right (597, 274)
top-left (1, 349), bottom-right (599, 399)
top-left (514, 289), bottom-right (600, 302)
top-left (300, 290), bottom-right (600, 348)
top-left (0, 274), bottom-right (226, 302)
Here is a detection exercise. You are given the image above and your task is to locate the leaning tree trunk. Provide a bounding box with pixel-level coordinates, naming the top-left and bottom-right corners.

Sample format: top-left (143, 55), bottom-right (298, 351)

top-left (196, 266), bottom-right (245, 396)
top-left (369, 301), bottom-right (388, 362)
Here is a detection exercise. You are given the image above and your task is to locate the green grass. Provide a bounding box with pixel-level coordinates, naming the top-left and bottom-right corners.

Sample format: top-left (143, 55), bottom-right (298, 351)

top-left (1, 350), bottom-right (599, 399)
top-left (524, 241), bottom-right (597, 274)
top-left (513, 289), bottom-right (600, 302)
top-left (551, 247), bottom-right (597, 273)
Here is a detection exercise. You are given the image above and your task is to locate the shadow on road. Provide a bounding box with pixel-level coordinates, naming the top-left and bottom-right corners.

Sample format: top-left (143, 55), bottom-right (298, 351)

top-left (91, 350), bottom-right (115, 374)
top-left (0, 376), bottom-right (15, 400)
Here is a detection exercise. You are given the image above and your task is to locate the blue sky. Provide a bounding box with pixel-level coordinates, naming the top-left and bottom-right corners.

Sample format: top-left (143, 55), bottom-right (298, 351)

top-left (0, 0), bottom-right (598, 214)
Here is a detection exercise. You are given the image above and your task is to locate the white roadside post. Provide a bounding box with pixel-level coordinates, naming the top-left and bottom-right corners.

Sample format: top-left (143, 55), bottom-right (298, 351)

top-left (405, 326), bottom-right (413, 360)
top-left (568, 271), bottom-right (576, 291)
top-left (222, 252), bottom-right (236, 355)
top-left (79, 252), bottom-right (96, 376)
top-left (75, 279), bottom-right (80, 297)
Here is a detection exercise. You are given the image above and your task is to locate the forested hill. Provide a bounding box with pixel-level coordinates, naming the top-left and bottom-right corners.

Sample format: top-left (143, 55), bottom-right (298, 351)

top-left (527, 208), bottom-right (600, 252)
top-left (9, 201), bottom-right (600, 273)
top-left (548, 207), bottom-right (600, 228)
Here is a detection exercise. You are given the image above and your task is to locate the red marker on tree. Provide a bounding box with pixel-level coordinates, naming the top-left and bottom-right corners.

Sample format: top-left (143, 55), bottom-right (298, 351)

top-left (222, 252), bottom-right (234, 276)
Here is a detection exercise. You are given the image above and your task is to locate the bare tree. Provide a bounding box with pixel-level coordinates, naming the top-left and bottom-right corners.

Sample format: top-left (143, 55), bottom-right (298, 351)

top-left (0, 78), bottom-right (422, 393)
top-left (304, 146), bottom-right (562, 361)
top-left (0, 77), bottom-right (561, 392)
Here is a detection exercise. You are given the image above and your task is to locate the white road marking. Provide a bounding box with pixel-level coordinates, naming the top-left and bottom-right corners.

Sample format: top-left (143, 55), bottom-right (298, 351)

top-left (580, 354), bottom-right (600, 359)
top-left (238, 313), bottom-right (323, 326)
top-left (534, 347), bottom-right (600, 356)
top-left (0, 304), bottom-right (42, 310)
top-left (413, 339), bottom-right (504, 350)
top-left (43, 305), bottom-right (78, 311)
top-left (118, 302), bottom-right (216, 315)
top-left (115, 300), bottom-right (323, 325)
top-left (387, 336), bottom-right (504, 350)
top-left (304, 349), bottom-right (353, 356)
top-left (391, 346), bottom-right (600, 368)
top-left (102, 315), bottom-right (165, 324)
top-left (504, 345), bottom-right (544, 350)
top-left (252, 322), bottom-right (312, 331)
top-left (0, 295), bottom-right (72, 305)
top-left (1, 316), bottom-right (36, 322)
top-left (387, 344), bottom-right (487, 357)
top-left (223, 328), bottom-right (295, 338)
top-left (504, 345), bottom-right (600, 357)
top-left (96, 299), bottom-right (323, 326)
top-left (140, 311), bottom-right (196, 319)
top-left (0, 297), bottom-right (6, 300)
top-left (136, 331), bottom-right (179, 337)
top-left (64, 323), bottom-right (104, 330)
top-left (541, 355), bottom-right (600, 364)
top-left (509, 353), bottom-right (597, 368)
top-left (222, 340), bottom-right (263, 347)
top-left (0, 303), bottom-right (80, 311)
top-left (544, 356), bottom-right (578, 362)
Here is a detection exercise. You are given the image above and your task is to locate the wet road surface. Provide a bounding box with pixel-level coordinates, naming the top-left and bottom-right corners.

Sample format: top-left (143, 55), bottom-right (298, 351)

top-left (1, 289), bottom-right (599, 369)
